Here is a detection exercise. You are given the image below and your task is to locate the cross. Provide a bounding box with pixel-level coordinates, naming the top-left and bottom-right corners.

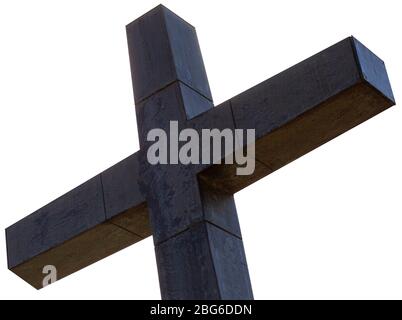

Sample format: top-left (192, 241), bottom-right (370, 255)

top-left (6, 5), bottom-right (395, 299)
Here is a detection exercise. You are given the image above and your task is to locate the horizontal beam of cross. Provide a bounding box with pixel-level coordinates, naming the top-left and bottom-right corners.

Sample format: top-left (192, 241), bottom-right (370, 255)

top-left (6, 152), bottom-right (149, 289)
top-left (6, 12), bottom-right (395, 289)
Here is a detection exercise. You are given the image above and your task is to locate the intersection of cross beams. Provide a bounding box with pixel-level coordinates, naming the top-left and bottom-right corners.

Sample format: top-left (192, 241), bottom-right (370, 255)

top-left (5, 5), bottom-right (395, 299)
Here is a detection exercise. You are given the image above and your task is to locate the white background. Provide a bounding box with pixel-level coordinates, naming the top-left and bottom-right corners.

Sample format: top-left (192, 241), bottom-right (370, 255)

top-left (0, 0), bottom-right (401, 299)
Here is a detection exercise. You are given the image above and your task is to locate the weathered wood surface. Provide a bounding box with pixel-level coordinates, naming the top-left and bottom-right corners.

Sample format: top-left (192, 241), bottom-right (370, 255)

top-left (6, 5), bottom-right (395, 298)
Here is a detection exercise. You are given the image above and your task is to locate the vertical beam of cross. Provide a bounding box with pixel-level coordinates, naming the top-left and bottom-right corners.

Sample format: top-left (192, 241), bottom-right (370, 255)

top-left (126, 5), bottom-right (253, 299)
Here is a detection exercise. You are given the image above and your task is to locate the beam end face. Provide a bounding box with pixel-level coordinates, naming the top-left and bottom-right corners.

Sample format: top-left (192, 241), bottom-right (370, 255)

top-left (352, 37), bottom-right (396, 104)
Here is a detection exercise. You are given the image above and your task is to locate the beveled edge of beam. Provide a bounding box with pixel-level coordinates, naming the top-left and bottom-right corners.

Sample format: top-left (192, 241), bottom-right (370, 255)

top-left (126, 4), bottom-right (212, 104)
top-left (351, 36), bottom-right (395, 103)
top-left (126, 4), bottom-right (196, 31)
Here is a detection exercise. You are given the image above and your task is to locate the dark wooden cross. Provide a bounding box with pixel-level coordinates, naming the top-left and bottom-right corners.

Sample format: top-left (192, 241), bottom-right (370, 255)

top-left (6, 5), bottom-right (395, 299)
